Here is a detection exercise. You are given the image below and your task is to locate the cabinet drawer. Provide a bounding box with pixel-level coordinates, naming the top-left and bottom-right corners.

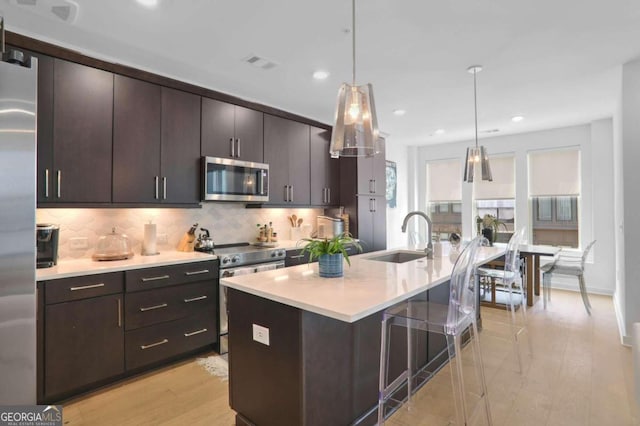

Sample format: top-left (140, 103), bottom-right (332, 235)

top-left (125, 281), bottom-right (216, 330)
top-left (45, 272), bottom-right (124, 304)
top-left (125, 260), bottom-right (217, 292)
top-left (285, 249), bottom-right (311, 267)
top-left (125, 312), bottom-right (216, 371)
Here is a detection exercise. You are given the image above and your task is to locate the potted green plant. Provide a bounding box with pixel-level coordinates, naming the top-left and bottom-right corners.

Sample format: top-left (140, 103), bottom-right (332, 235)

top-left (299, 233), bottom-right (362, 278)
top-left (476, 214), bottom-right (507, 245)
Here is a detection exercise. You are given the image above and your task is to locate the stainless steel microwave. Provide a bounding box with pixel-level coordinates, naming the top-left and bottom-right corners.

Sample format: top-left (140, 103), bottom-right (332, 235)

top-left (202, 157), bottom-right (269, 202)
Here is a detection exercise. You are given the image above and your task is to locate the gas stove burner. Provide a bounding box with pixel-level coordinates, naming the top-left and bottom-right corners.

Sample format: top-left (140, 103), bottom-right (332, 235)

top-left (194, 246), bottom-right (215, 254)
top-left (203, 242), bottom-right (286, 268)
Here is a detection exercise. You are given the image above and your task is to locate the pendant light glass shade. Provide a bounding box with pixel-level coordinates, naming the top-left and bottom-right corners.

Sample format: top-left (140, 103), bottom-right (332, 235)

top-left (329, 0), bottom-right (380, 158)
top-left (329, 83), bottom-right (380, 158)
top-left (464, 146), bottom-right (492, 182)
top-left (463, 65), bottom-right (492, 183)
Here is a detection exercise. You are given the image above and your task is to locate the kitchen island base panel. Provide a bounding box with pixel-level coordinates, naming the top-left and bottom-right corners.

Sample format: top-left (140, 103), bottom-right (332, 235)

top-left (227, 287), bottom-right (447, 426)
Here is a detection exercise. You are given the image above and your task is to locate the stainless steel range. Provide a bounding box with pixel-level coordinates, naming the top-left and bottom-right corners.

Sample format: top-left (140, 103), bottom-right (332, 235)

top-left (205, 243), bottom-right (286, 354)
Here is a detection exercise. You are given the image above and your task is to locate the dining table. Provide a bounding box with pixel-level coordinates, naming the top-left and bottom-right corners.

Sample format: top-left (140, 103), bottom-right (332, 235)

top-left (518, 244), bottom-right (561, 306)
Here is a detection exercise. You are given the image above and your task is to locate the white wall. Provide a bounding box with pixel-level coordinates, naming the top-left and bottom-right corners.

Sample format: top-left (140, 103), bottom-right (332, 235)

top-left (414, 121), bottom-right (616, 295)
top-left (613, 66), bottom-right (626, 342)
top-left (621, 57), bottom-right (640, 343)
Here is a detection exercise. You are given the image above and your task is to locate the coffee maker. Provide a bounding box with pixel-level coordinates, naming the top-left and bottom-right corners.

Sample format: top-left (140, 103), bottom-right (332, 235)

top-left (37, 224), bottom-right (59, 268)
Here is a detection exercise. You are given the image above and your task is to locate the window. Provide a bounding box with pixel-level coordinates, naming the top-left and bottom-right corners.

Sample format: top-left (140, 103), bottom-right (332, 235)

top-left (528, 149), bottom-right (580, 248)
top-left (429, 201), bottom-right (463, 241)
top-left (474, 155), bottom-right (515, 242)
top-left (426, 159), bottom-right (462, 241)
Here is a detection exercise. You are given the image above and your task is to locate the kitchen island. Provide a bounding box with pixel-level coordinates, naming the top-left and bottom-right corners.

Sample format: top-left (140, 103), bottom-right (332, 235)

top-left (221, 245), bottom-right (504, 426)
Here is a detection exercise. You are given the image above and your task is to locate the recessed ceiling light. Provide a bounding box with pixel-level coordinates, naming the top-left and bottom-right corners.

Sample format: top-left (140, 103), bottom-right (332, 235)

top-left (511, 115), bottom-right (524, 122)
top-left (136, 0), bottom-right (158, 8)
top-left (312, 70), bottom-right (330, 80)
top-left (393, 109), bottom-right (406, 116)
top-left (434, 129), bottom-right (445, 135)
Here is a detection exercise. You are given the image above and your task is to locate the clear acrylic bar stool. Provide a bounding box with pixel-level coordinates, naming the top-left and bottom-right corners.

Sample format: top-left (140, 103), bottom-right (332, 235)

top-left (476, 227), bottom-right (531, 373)
top-left (377, 237), bottom-right (492, 425)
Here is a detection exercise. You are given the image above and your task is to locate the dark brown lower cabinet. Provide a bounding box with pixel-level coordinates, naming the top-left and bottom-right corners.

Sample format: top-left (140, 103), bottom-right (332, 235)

top-left (227, 282), bottom-right (455, 426)
top-left (44, 293), bottom-right (124, 399)
top-left (39, 260), bottom-right (218, 403)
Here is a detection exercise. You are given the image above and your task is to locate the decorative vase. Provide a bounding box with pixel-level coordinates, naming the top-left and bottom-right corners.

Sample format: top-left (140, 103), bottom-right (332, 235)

top-left (318, 253), bottom-right (344, 278)
top-left (481, 227), bottom-right (494, 246)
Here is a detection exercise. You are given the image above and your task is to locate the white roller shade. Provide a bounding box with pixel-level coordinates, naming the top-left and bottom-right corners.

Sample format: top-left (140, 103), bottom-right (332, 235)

top-left (474, 155), bottom-right (515, 199)
top-left (427, 159), bottom-right (462, 202)
top-left (528, 148), bottom-right (581, 196)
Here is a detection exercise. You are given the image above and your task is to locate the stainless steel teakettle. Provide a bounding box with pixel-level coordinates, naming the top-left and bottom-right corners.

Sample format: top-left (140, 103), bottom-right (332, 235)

top-left (195, 228), bottom-right (215, 251)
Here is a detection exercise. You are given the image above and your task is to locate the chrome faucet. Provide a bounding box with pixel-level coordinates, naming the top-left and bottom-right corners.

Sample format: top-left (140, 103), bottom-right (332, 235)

top-left (401, 211), bottom-right (434, 259)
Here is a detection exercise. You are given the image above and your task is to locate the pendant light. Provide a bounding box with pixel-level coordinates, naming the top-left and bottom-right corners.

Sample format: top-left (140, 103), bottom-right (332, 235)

top-left (463, 65), bottom-right (492, 182)
top-left (329, 0), bottom-right (380, 158)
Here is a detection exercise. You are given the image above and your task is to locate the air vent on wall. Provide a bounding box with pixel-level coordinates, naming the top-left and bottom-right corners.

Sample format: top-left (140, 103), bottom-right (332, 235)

top-left (243, 54), bottom-right (278, 70)
top-left (9, 0), bottom-right (79, 24)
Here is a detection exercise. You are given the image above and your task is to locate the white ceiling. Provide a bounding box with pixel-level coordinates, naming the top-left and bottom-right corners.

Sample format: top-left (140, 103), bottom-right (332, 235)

top-left (3, 0), bottom-right (640, 146)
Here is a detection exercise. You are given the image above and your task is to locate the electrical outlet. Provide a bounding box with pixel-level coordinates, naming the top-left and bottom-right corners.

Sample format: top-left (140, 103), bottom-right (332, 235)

top-left (69, 237), bottom-right (88, 250)
top-left (252, 324), bottom-right (270, 346)
top-left (157, 233), bottom-right (168, 244)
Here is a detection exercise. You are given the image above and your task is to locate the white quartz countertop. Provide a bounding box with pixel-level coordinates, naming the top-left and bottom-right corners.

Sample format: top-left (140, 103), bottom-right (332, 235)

top-left (37, 251), bottom-right (216, 281)
top-left (221, 245), bottom-right (505, 323)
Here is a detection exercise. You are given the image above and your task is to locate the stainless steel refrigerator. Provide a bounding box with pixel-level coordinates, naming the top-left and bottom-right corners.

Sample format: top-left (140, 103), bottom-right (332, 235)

top-left (0, 56), bottom-right (37, 403)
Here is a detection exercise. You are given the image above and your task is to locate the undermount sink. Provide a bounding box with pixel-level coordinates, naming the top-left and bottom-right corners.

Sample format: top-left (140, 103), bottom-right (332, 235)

top-left (367, 251), bottom-right (428, 264)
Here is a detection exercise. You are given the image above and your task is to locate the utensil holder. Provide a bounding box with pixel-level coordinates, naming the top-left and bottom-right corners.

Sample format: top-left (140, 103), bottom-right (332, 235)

top-left (290, 227), bottom-right (302, 241)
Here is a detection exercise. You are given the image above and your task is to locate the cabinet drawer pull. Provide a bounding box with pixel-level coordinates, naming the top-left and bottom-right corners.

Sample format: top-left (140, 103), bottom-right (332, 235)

top-left (184, 328), bottom-right (208, 337)
top-left (70, 283), bottom-right (105, 291)
top-left (141, 274), bottom-right (170, 282)
top-left (139, 303), bottom-right (168, 312)
top-left (236, 138), bottom-right (241, 158)
top-left (140, 339), bottom-right (168, 350)
top-left (230, 138), bottom-right (235, 157)
top-left (57, 170), bottom-right (61, 198)
top-left (289, 184), bottom-right (293, 203)
top-left (184, 295), bottom-right (208, 303)
top-left (45, 168), bottom-right (49, 198)
top-left (184, 269), bottom-right (209, 276)
top-left (154, 176), bottom-right (159, 200)
top-left (327, 187), bottom-right (331, 204)
top-left (117, 298), bottom-right (122, 328)
top-left (162, 176), bottom-right (167, 200)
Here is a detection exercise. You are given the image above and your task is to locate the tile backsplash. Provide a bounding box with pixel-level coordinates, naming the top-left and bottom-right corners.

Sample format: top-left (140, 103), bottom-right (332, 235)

top-left (37, 204), bottom-right (323, 260)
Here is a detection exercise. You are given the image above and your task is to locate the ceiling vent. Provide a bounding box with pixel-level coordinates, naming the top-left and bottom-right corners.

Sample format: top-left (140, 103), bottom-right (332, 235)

top-left (243, 54), bottom-right (278, 70)
top-left (9, 0), bottom-right (79, 24)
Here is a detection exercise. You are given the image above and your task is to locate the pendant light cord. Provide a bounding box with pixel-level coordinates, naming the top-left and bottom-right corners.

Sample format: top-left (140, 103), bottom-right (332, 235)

top-left (473, 68), bottom-right (479, 149)
top-left (352, 0), bottom-right (356, 85)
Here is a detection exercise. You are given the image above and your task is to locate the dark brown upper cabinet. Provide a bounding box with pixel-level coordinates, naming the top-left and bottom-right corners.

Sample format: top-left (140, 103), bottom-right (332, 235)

top-left (48, 59), bottom-right (113, 203)
top-left (310, 126), bottom-right (340, 206)
top-left (356, 138), bottom-right (387, 197)
top-left (113, 75), bottom-right (162, 203)
top-left (113, 78), bottom-right (201, 204)
top-left (160, 88), bottom-right (201, 204)
top-left (264, 115), bottom-right (310, 205)
top-left (201, 98), bottom-right (264, 163)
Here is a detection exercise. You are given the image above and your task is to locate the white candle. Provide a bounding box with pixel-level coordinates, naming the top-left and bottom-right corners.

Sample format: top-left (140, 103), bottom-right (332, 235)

top-left (143, 222), bottom-right (157, 255)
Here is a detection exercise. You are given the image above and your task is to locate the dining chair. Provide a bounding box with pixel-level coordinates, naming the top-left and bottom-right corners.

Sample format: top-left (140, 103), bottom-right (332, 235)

top-left (377, 237), bottom-right (492, 425)
top-left (476, 227), bottom-right (531, 373)
top-left (540, 240), bottom-right (596, 315)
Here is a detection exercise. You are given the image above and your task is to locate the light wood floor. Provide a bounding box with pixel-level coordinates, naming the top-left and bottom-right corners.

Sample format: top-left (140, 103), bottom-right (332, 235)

top-left (62, 290), bottom-right (638, 426)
